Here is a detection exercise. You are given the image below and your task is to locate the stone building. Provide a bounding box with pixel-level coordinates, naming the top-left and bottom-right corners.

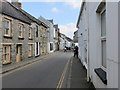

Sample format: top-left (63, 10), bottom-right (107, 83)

top-left (77, 1), bottom-right (120, 88)
top-left (0, 0), bottom-right (49, 65)
top-left (19, 6), bottom-right (43, 57)
top-left (53, 24), bottom-right (60, 51)
top-left (38, 16), bottom-right (49, 55)
top-left (73, 30), bottom-right (78, 43)
top-left (1, 0), bottom-right (33, 64)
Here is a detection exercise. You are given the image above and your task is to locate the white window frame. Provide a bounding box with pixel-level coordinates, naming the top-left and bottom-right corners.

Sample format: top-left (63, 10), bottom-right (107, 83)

top-left (35, 42), bottom-right (40, 56)
top-left (100, 6), bottom-right (106, 71)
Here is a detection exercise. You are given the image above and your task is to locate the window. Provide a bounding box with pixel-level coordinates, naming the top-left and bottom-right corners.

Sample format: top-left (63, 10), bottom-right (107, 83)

top-left (2, 45), bottom-right (11, 64)
top-left (50, 43), bottom-right (53, 51)
top-left (36, 25), bottom-right (38, 37)
top-left (35, 42), bottom-right (40, 56)
top-left (28, 44), bottom-right (33, 57)
top-left (101, 10), bottom-right (106, 68)
top-left (18, 23), bottom-right (24, 38)
top-left (29, 27), bottom-right (32, 39)
top-left (3, 18), bottom-right (12, 37)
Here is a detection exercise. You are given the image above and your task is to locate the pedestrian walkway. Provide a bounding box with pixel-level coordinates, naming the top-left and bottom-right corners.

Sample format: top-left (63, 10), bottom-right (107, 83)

top-left (65, 56), bottom-right (95, 89)
top-left (2, 52), bottom-right (56, 74)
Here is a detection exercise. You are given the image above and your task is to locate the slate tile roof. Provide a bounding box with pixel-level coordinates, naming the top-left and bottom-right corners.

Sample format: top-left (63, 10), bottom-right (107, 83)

top-left (1, 0), bottom-right (31, 24)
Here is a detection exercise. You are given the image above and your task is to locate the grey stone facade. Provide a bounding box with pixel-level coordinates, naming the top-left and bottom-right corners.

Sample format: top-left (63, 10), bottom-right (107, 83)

top-left (1, 15), bottom-right (34, 64)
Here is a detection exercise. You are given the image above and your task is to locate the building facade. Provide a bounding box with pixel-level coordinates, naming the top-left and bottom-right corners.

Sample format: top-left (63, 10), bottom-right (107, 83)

top-left (0, 0), bottom-right (49, 65)
top-left (77, 1), bottom-right (119, 88)
top-left (47, 20), bottom-right (55, 53)
top-left (54, 24), bottom-right (60, 51)
top-left (39, 16), bottom-right (49, 55)
top-left (59, 33), bottom-right (66, 50)
top-left (1, 0), bottom-right (34, 64)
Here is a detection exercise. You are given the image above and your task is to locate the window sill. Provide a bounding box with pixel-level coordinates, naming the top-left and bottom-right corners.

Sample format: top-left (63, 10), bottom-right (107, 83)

top-left (35, 55), bottom-right (40, 57)
top-left (29, 38), bottom-right (33, 40)
top-left (2, 61), bottom-right (11, 65)
top-left (3, 35), bottom-right (12, 39)
top-left (18, 37), bottom-right (24, 40)
top-left (28, 56), bottom-right (33, 58)
top-left (94, 68), bottom-right (107, 85)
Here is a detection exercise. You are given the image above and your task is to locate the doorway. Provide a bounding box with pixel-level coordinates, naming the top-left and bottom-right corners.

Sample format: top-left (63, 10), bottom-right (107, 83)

top-left (16, 45), bottom-right (22, 62)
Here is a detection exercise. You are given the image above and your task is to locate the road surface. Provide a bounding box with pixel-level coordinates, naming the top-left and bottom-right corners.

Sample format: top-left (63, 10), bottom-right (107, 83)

top-left (2, 51), bottom-right (73, 88)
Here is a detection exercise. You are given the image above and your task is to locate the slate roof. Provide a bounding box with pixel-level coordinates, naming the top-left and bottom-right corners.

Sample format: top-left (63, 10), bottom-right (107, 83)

top-left (38, 16), bottom-right (50, 28)
top-left (54, 24), bottom-right (59, 30)
top-left (1, 0), bottom-right (31, 25)
top-left (48, 19), bottom-right (53, 24)
top-left (19, 8), bottom-right (42, 25)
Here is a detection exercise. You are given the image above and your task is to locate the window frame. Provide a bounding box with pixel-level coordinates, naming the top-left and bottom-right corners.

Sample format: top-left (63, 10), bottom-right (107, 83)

top-left (100, 6), bottom-right (106, 70)
top-left (29, 27), bottom-right (32, 39)
top-left (28, 44), bottom-right (33, 57)
top-left (3, 17), bottom-right (12, 37)
top-left (36, 25), bottom-right (39, 37)
top-left (18, 22), bottom-right (24, 38)
top-left (2, 45), bottom-right (11, 64)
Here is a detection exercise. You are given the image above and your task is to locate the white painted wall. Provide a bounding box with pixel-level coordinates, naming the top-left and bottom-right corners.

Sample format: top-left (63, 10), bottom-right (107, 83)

top-left (47, 21), bottom-right (55, 53)
top-left (106, 2), bottom-right (118, 88)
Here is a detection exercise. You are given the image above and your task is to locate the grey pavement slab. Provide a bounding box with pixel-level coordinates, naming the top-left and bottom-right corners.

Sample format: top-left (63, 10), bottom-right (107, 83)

top-left (66, 56), bottom-right (95, 89)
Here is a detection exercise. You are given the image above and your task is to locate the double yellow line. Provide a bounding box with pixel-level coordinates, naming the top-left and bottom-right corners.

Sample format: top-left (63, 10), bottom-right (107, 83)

top-left (56, 58), bottom-right (70, 89)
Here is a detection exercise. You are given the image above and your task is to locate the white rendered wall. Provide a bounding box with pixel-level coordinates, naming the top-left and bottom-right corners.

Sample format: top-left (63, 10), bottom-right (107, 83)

top-left (106, 2), bottom-right (118, 88)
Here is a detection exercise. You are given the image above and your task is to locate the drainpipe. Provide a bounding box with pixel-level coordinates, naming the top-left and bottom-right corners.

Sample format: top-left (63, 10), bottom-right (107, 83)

top-left (87, 2), bottom-right (90, 82)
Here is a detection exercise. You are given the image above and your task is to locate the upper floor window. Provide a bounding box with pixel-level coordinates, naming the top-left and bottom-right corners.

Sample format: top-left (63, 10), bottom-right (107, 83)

top-left (29, 27), bottom-right (32, 39)
top-left (18, 23), bottom-right (24, 38)
top-left (36, 25), bottom-right (39, 37)
top-left (101, 10), bottom-right (106, 68)
top-left (3, 17), bottom-right (12, 37)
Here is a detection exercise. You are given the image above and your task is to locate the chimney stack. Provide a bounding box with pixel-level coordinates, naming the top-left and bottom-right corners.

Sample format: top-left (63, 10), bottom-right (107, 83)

top-left (11, 0), bottom-right (22, 9)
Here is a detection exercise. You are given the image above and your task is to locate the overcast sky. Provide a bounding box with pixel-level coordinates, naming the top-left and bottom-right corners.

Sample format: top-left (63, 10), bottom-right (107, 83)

top-left (8, 0), bottom-right (82, 39)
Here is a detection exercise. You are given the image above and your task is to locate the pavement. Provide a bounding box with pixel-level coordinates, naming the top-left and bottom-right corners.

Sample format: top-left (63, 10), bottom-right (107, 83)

top-left (64, 56), bottom-right (95, 89)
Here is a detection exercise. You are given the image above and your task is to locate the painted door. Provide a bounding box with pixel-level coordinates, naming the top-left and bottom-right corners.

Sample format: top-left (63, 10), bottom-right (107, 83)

top-left (16, 45), bottom-right (21, 62)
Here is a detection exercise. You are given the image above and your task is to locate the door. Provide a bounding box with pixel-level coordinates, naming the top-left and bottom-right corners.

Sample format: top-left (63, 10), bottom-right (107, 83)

top-left (16, 45), bottom-right (22, 62)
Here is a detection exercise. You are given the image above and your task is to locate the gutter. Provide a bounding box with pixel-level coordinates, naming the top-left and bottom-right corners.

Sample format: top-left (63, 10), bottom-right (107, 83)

top-left (76, 1), bottom-right (85, 28)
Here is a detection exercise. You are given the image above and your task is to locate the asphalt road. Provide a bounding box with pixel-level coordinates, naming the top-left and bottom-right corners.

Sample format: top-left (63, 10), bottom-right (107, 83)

top-left (2, 51), bottom-right (73, 88)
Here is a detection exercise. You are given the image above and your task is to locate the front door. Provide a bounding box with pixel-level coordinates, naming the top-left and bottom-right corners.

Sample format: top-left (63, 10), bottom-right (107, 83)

top-left (16, 45), bottom-right (22, 62)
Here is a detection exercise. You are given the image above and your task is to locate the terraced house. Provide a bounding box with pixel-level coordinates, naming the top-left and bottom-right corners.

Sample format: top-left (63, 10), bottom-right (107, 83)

top-left (39, 16), bottom-right (49, 55)
top-left (0, 0), bottom-right (49, 65)
top-left (0, 0), bottom-right (33, 64)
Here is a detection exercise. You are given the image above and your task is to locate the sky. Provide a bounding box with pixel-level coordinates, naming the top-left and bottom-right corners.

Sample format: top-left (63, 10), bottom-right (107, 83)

top-left (8, 0), bottom-right (81, 39)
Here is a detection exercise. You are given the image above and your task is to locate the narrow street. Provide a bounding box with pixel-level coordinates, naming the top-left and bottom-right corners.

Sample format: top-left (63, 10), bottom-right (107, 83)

top-left (2, 51), bottom-right (73, 88)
